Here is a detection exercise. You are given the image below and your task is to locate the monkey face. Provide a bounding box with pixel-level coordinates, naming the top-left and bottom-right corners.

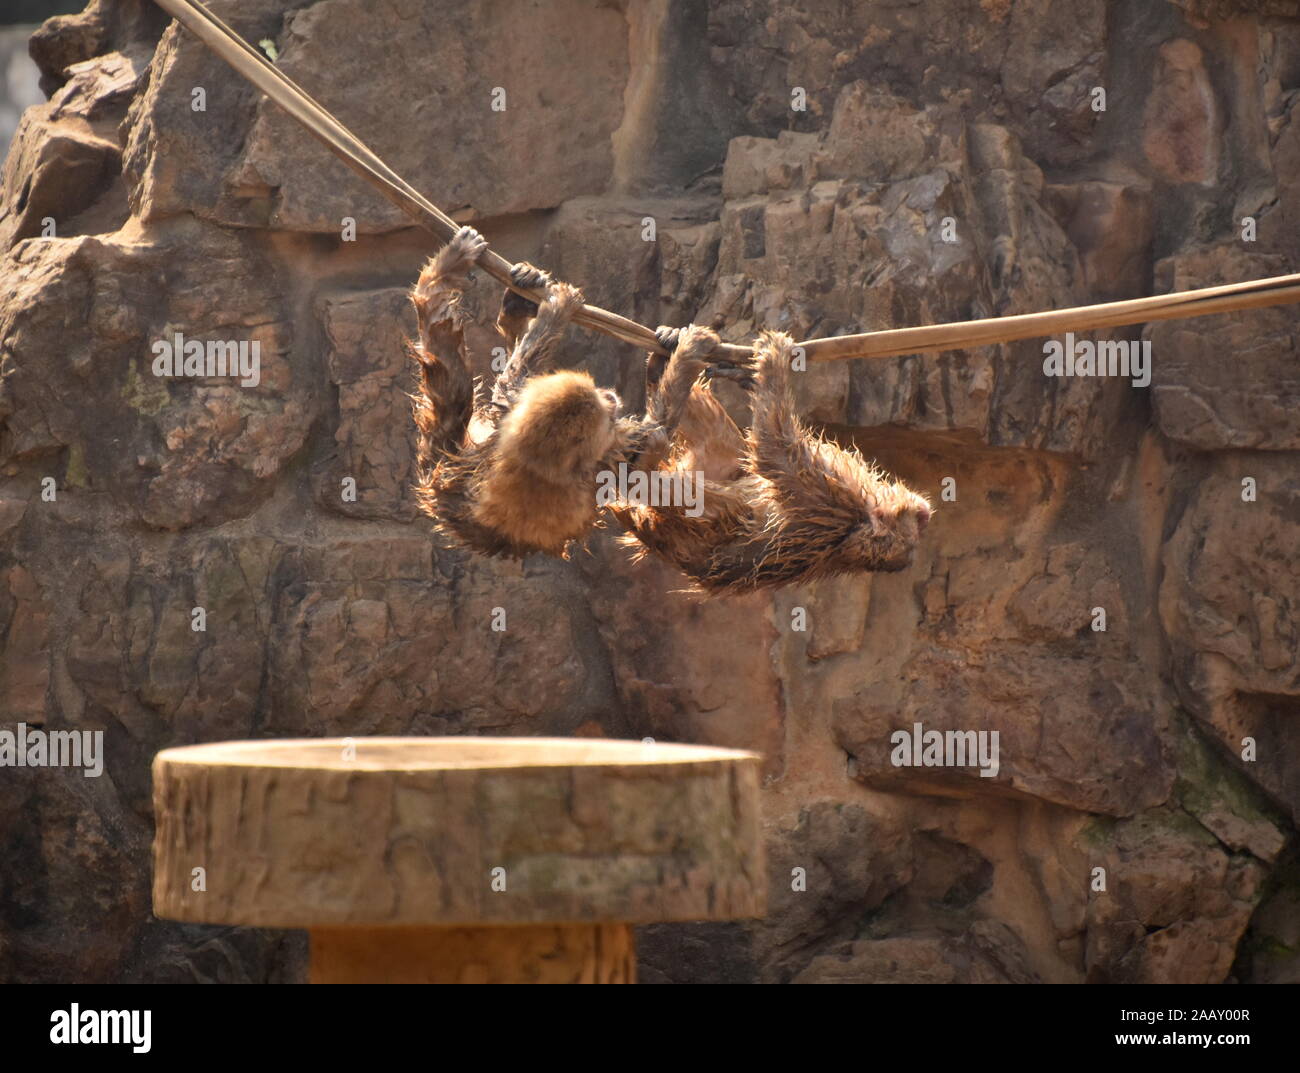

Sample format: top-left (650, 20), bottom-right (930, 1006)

top-left (845, 486), bottom-right (932, 571)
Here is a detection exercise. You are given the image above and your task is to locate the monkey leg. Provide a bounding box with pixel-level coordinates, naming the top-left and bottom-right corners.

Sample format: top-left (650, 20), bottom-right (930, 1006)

top-left (615, 325), bottom-right (716, 472)
top-left (610, 325), bottom-right (748, 570)
top-left (674, 383), bottom-right (747, 483)
top-left (612, 324), bottom-right (737, 475)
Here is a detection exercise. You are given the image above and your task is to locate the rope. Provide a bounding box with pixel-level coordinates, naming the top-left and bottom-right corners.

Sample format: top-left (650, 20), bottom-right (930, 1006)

top-left (152, 0), bottom-right (1300, 364)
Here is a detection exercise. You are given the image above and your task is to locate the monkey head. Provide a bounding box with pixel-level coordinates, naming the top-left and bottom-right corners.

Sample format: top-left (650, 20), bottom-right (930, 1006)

top-left (496, 370), bottom-right (622, 481)
top-left (840, 476), bottom-right (932, 572)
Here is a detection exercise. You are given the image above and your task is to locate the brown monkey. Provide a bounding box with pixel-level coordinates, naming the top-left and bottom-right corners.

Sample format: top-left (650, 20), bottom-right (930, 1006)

top-left (408, 226), bottom-right (690, 558)
top-left (614, 328), bottom-right (932, 594)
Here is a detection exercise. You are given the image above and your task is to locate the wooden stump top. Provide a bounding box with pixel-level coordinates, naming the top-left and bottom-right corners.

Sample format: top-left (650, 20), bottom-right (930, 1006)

top-left (154, 736), bottom-right (749, 771)
top-left (152, 737), bottom-right (765, 928)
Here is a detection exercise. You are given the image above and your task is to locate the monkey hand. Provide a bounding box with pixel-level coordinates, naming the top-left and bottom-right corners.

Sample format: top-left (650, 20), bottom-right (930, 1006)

top-left (413, 226), bottom-right (487, 329)
top-left (654, 326), bottom-right (682, 353)
top-left (622, 421), bottom-right (672, 471)
top-left (437, 226), bottom-right (488, 280)
top-left (510, 261), bottom-right (552, 292)
top-left (655, 324), bottom-right (721, 360)
top-left (660, 325), bottom-right (749, 388)
top-left (500, 261), bottom-right (551, 324)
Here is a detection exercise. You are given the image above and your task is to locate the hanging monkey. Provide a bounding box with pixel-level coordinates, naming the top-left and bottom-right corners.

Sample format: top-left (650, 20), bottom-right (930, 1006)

top-left (611, 327), bottom-right (933, 594)
top-left (407, 226), bottom-right (708, 558)
top-left (409, 227), bottom-right (930, 583)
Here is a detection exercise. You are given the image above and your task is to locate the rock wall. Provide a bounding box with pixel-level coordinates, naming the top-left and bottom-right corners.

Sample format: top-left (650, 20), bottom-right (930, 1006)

top-left (1, 0), bottom-right (1297, 983)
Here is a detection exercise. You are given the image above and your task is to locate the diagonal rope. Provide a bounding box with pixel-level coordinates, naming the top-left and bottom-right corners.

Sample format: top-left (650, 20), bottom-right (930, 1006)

top-left (152, 0), bottom-right (1300, 365)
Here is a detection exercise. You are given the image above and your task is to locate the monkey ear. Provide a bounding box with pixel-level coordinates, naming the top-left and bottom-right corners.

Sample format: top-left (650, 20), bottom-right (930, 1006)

top-left (914, 501), bottom-right (932, 534)
top-left (861, 505), bottom-right (891, 537)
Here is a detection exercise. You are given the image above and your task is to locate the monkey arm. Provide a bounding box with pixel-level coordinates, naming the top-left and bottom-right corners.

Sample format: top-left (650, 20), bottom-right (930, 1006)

top-left (610, 324), bottom-right (727, 472)
top-left (746, 330), bottom-right (872, 531)
top-left (489, 279), bottom-right (585, 415)
top-left (674, 384), bottom-right (746, 483)
top-left (408, 226), bottom-right (485, 470)
top-left (645, 325), bottom-right (719, 432)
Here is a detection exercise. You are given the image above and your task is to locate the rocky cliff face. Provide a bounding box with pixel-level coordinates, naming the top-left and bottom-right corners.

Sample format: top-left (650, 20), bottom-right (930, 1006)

top-left (0, 0), bottom-right (1296, 983)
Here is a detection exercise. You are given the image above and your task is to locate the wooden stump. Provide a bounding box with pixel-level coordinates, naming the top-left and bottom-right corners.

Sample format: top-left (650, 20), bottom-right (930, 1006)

top-left (152, 737), bottom-right (764, 983)
top-left (308, 924), bottom-right (636, 984)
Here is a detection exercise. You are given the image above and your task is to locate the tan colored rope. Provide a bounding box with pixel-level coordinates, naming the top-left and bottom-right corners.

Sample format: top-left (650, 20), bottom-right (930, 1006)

top-left (153, 0), bottom-right (1300, 364)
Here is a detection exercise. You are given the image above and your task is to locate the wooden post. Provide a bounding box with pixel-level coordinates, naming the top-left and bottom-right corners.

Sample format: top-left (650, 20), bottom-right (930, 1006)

top-left (151, 738), bottom-right (764, 983)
